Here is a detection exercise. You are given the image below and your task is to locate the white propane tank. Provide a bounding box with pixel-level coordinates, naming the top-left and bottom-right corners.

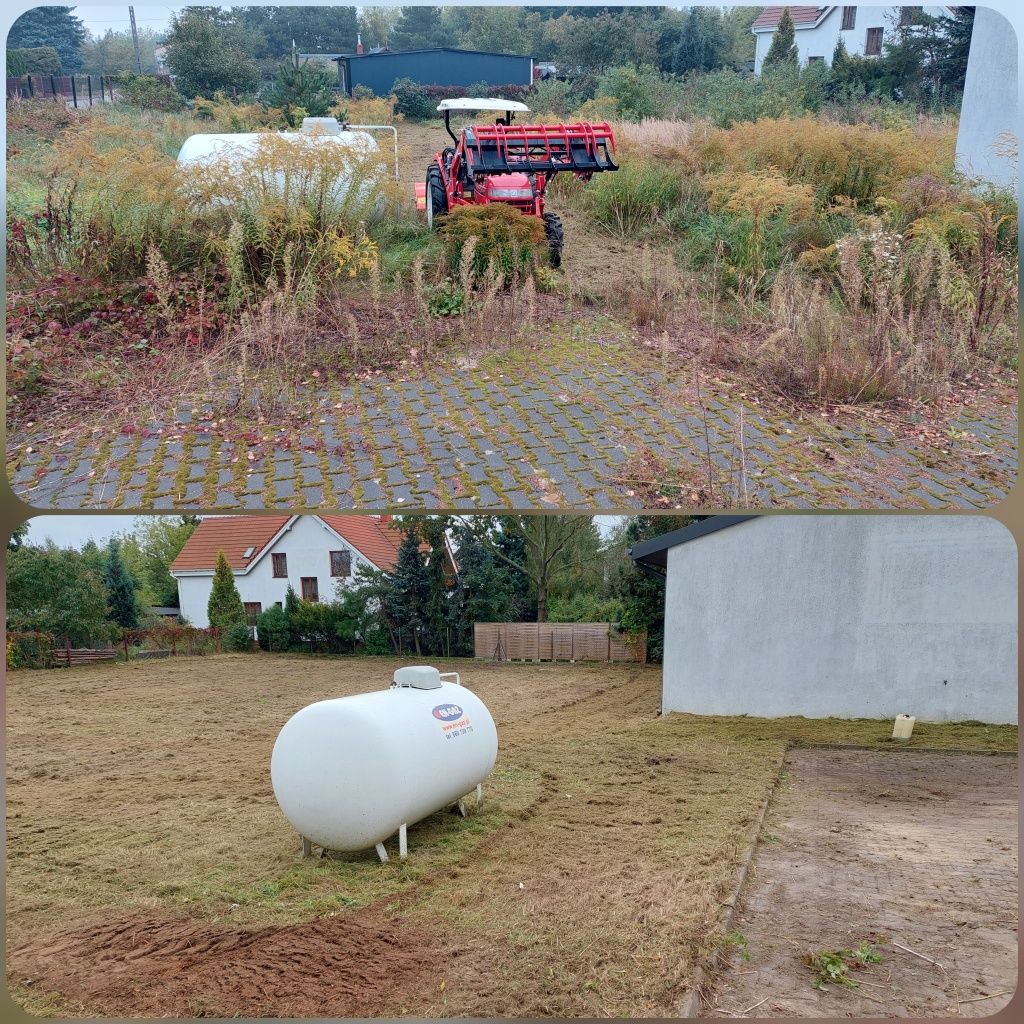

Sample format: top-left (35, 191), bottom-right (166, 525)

top-left (175, 117), bottom-right (382, 207)
top-left (271, 667), bottom-right (498, 858)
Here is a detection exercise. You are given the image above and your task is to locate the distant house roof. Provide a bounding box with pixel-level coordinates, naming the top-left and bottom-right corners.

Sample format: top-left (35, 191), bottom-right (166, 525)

top-left (628, 516), bottom-right (756, 573)
top-left (318, 515), bottom-right (405, 572)
top-left (170, 515), bottom-right (405, 575)
top-left (330, 46), bottom-right (533, 62)
top-left (752, 7), bottom-right (830, 32)
top-left (171, 515), bottom-right (291, 572)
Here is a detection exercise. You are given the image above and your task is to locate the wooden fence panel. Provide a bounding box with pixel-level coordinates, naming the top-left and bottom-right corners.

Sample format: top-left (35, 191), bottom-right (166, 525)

top-left (55, 648), bottom-right (118, 667)
top-left (474, 623), bottom-right (646, 664)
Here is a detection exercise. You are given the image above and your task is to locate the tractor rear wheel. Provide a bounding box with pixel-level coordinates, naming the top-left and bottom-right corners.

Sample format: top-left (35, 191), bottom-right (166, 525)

top-left (543, 212), bottom-right (564, 268)
top-left (426, 167), bottom-right (448, 230)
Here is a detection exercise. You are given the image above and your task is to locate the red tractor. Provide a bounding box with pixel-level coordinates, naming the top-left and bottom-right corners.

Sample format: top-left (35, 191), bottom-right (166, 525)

top-left (418, 98), bottom-right (617, 268)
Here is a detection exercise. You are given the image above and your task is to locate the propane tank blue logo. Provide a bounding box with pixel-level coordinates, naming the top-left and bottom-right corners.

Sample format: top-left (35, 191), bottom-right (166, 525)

top-left (432, 703), bottom-right (464, 722)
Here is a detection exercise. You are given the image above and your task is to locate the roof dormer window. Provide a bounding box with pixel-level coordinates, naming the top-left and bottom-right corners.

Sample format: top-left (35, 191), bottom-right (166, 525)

top-left (243, 546), bottom-right (255, 559)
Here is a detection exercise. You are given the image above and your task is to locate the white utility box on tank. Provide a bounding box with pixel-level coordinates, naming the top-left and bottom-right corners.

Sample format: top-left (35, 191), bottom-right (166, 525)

top-left (270, 666), bottom-right (498, 862)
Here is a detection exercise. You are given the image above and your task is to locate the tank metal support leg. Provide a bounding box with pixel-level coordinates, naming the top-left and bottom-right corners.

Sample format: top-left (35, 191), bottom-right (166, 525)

top-left (301, 836), bottom-right (312, 858)
top-left (456, 798), bottom-right (468, 818)
top-left (375, 842), bottom-right (389, 863)
top-left (399, 823), bottom-right (408, 859)
top-left (476, 783), bottom-right (483, 806)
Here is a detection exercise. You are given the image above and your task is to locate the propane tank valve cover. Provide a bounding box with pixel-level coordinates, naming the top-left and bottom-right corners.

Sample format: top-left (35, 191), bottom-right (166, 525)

top-left (393, 665), bottom-right (443, 689)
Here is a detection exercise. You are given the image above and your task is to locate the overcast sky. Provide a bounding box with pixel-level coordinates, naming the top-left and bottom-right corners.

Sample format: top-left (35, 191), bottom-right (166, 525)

top-left (68, 3), bottom-right (684, 39)
top-left (73, 5), bottom-right (183, 37)
top-left (21, 514), bottom-right (148, 548)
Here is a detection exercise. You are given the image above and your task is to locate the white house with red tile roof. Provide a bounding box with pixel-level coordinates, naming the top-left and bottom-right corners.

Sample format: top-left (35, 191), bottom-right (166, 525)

top-left (170, 514), bottom-right (440, 628)
top-left (752, 6), bottom-right (950, 74)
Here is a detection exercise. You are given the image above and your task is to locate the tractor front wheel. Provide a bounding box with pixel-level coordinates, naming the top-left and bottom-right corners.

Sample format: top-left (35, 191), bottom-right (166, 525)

top-left (543, 212), bottom-right (564, 269)
top-left (426, 167), bottom-right (448, 230)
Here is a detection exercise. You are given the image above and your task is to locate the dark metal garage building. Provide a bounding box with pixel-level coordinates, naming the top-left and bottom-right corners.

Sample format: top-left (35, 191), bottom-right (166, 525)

top-left (330, 47), bottom-right (534, 96)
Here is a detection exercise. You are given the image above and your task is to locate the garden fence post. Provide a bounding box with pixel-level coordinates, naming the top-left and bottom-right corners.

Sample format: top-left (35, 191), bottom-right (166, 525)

top-left (49, 74), bottom-right (56, 101)
top-left (26, 74), bottom-right (34, 98)
top-left (70, 75), bottom-right (77, 108)
top-left (65, 636), bottom-right (71, 668)
top-left (87, 74), bottom-right (93, 106)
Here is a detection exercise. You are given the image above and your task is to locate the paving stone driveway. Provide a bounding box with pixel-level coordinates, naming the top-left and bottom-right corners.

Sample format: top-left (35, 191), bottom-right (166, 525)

top-left (7, 346), bottom-right (1017, 510)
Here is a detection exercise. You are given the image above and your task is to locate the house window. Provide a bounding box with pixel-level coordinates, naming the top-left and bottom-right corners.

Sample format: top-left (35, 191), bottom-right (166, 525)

top-left (301, 577), bottom-right (319, 602)
top-left (244, 602), bottom-right (262, 625)
top-left (899, 7), bottom-right (923, 27)
top-left (865, 26), bottom-right (884, 56)
top-left (807, 55), bottom-right (824, 63)
top-left (841, 7), bottom-right (856, 31)
top-left (272, 552), bottom-right (287, 578)
top-left (330, 549), bottom-right (352, 578)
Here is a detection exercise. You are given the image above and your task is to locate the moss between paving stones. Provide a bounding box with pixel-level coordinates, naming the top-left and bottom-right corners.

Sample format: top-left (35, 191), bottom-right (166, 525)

top-left (6, 314), bottom-right (1016, 510)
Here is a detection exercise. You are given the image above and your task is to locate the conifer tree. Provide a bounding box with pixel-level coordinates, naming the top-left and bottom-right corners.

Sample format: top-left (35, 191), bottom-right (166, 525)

top-left (105, 539), bottom-right (140, 629)
top-left (389, 529), bottom-right (430, 655)
top-left (207, 551), bottom-right (246, 631)
top-left (763, 7), bottom-right (799, 70)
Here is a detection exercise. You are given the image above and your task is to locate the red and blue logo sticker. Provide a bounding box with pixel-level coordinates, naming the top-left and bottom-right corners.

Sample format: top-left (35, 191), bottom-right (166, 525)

top-left (432, 703), bottom-right (464, 722)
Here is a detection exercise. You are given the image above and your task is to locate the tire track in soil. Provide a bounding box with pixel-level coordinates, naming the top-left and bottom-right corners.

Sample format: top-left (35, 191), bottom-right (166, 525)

top-left (9, 669), bottom-right (665, 1018)
top-left (9, 910), bottom-right (442, 1018)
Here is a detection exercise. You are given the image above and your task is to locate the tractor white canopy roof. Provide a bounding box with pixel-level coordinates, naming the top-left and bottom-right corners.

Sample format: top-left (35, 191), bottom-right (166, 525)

top-left (436, 98), bottom-right (531, 113)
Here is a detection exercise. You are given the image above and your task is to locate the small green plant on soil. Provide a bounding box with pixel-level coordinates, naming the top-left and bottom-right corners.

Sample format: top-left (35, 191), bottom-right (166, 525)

top-left (805, 941), bottom-right (884, 989)
top-left (724, 930), bottom-right (751, 962)
top-left (427, 279), bottom-right (468, 317)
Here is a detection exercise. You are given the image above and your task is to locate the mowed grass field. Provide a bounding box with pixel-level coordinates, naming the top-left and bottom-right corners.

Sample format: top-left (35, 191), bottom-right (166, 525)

top-left (5, 655), bottom-right (1017, 1018)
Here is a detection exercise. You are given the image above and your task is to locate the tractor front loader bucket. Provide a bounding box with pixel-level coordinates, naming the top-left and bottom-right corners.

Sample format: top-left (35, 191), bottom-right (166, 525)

top-left (464, 122), bottom-right (617, 178)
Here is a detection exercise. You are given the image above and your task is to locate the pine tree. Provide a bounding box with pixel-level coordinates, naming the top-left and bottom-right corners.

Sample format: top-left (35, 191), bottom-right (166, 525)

top-left (763, 7), bottom-right (799, 70)
top-left (207, 551), bottom-right (246, 631)
top-left (421, 520), bottom-right (453, 656)
top-left (389, 529), bottom-right (431, 655)
top-left (672, 8), bottom-right (726, 77)
top-left (8, 6), bottom-right (86, 72)
top-left (390, 7), bottom-right (446, 50)
top-left (449, 527), bottom-right (517, 656)
top-left (283, 583), bottom-right (303, 645)
top-left (611, 515), bottom-right (696, 663)
top-left (265, 51), bottom-right (336, 121)
top-left (104, 539), bottom-right (140, 629)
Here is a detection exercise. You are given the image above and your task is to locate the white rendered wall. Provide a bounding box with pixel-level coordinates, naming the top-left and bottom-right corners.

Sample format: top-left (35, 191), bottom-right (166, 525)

top-left (661, 515), bottom-right (1017, 723)
top-left (175, 516), bottom-right (377, 627)
top-left (956, 7), bottom-right (1019, 187)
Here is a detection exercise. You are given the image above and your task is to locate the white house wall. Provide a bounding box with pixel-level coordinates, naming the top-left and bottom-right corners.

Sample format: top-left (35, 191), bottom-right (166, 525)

top-left (175, 516), bottom-right (379, 627)
top-left (661, 515), bottom-right (1017, 723)
top-left (754, 7), bottom-right (948, 74)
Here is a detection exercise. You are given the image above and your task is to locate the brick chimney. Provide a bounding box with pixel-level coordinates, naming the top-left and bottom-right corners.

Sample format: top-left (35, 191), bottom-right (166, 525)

top-left (356, 32), bottom-right (364, 55)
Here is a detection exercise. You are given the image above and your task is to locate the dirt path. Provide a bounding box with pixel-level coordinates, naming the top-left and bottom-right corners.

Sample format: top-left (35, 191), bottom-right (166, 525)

top-left (704, 748), bottom-right (1019, 1018)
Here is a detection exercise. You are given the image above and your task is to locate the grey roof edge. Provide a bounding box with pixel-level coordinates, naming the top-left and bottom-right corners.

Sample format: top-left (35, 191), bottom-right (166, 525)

top-left (627, 515), bottom-right (757, 571)
top-left (330, 46), bottom-right (534, 61)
